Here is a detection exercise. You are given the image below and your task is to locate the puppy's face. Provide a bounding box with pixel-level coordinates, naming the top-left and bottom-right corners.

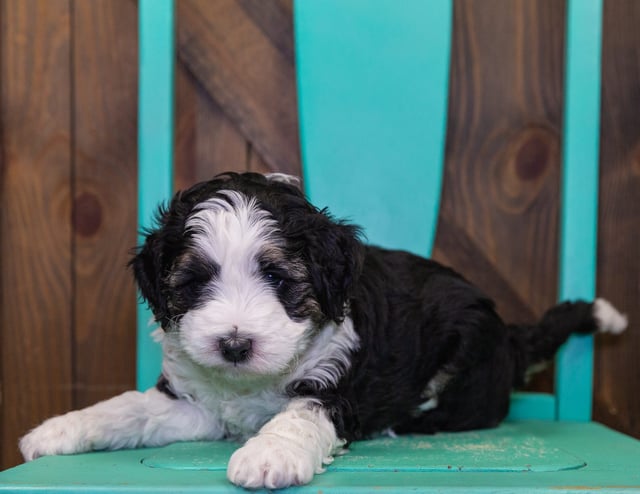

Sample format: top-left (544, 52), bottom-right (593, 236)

top-left (169, 190), bottom-right (312, 375)
top-left (132, 173), bottom-right (362, 377)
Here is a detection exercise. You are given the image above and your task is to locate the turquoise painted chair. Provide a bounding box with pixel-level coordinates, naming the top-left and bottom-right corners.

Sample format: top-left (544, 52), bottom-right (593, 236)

top-left (1, 0), bottom-right (639, 491)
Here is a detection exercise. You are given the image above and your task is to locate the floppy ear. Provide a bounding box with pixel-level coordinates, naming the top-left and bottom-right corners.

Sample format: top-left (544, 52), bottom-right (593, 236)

top-left (304, 211), bottom-right (364, 323)
top-left (130, 187), bottom-right (202, 327)
top-left (130, 228), bottom-right (169, 326)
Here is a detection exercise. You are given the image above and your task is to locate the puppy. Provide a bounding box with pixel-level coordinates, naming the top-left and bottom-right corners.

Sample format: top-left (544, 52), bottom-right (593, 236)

top-left (20, 172), bottom-right (628, 489)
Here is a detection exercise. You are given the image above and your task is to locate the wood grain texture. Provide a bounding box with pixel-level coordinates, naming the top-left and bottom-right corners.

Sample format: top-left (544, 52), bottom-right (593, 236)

top-left (0, 0), bottom-right (73, 468)
top-left (435, 219), bottom-right (537, 324)
top-left (176, 0), bottom-right (300, 175)
top-left (433, 0), bottom-right (566, 392)
top-left (175, 62), bottom-right (248, 191)
top-left (247, 145), bottom-right (272, 175)
top-left (593, 0), bottom-right (640, 439)
top-left (71, 0), bottom-right (137, 409)
top-left (238, 0), bottom-right (294, 64)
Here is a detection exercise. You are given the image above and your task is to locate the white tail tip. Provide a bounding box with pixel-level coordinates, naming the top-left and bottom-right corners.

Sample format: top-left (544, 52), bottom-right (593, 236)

top-left (594, 298), bottom-right (628, 335)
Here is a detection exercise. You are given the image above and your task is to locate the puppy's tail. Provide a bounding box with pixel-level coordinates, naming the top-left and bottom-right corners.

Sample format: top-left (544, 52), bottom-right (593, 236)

top-left (509, 298), bottom-right (627, 386)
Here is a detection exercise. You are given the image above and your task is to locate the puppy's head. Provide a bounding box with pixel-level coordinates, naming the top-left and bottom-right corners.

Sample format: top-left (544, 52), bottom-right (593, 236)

top-left (131, 172), bottom-right (363, 375)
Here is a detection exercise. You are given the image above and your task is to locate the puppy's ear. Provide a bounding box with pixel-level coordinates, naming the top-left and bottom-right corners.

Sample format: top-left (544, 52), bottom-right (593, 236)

top-left (130, 228), bottom-right (170, 326)
top-left (304, 212), bottom-right (364, 323)
top-left (130, 201), bottom-right (182, 327)
top-left (129, 231), bottom-right (167, 323)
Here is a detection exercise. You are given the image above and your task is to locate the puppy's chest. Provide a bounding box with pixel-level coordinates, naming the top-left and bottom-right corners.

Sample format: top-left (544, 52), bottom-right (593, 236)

top-left (161, 334), bottom-right (291, 438)
top-left (183, 379), bottom-right (290, 439)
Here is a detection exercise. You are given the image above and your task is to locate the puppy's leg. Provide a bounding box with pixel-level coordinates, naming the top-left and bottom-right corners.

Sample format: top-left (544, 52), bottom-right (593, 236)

top-left (20, 388), bottom-right (222, 461)
top-left (227, 398), bottom-right (343, 489)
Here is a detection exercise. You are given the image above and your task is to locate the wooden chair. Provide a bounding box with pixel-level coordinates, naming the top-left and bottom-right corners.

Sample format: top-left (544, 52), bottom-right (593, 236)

top-left (1, 0), bottom-right (638, 491)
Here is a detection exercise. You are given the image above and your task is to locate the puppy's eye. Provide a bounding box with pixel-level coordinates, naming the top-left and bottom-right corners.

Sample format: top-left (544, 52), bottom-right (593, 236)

top-left (174, 273), bottom-right (207, 289)
top-left (171, 264), bottom-right (217, 289)
top-left (264, 271), bottom-right (284, 289)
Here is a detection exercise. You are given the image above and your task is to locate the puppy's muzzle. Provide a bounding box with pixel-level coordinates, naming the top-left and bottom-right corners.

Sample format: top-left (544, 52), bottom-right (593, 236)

top-left (219, 336), bottom-right (252, 363)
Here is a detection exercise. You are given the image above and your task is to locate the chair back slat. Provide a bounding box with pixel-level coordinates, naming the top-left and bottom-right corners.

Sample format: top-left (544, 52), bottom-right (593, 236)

top-left (136, 0), bottom-right (175, 391)
top-left (555, 0), bottom-right (604, 421)
top-left (295, 0), bottom-right (452, 257)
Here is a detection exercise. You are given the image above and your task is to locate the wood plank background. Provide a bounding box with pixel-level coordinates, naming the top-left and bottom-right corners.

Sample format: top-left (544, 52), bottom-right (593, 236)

top-left (0, 0), bottom-right (638, 470)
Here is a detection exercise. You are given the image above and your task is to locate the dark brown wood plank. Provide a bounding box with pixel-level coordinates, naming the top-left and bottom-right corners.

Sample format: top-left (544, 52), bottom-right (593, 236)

top-left (175, 62), bottom-right (248, 191)
top-left (0, 0), bottom-right (73, 468)
top-left (434, 217), bottom-right (537, 324)
top-left (247, 146), bottom-right (273, 175)
top-left (71, 0), bottom-right (137, 409)
top-left (176, 0), bottom-right (300, 175)
top-left (433, 0), bottom-right (566, 392)
top-left (238, 0), bottom-right (294, 64)
top-left (593, 0), bottom-right (640, 439)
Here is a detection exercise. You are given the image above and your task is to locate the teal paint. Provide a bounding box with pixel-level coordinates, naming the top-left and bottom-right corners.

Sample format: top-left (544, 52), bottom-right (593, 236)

top-left (295, 0), bottom-right (452, 257)
top-left (136, 0), bottom-right (175, 391)
top-left (142, 424), bottom-right (586, 472)
top-left (555, 0), bottom-right (603, 421)
top-left (507, 393), bottom-right (556, 421)
top-left (2, 423), bottom-right (640, 491)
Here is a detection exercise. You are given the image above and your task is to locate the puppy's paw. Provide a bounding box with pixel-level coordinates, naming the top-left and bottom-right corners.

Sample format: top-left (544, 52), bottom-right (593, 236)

top-left (227, 434), bottom-right (321, 489)
top-left (19, 412), bottom-right (89, 461)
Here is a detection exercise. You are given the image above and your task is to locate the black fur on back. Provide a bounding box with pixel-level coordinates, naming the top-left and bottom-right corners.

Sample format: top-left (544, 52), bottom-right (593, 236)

top-left (290, 245), bottom-right (598, 442)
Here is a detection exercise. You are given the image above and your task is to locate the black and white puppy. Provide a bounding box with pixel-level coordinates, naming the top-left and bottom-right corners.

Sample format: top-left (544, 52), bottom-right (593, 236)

top-left (20, 172), bottom-right (628, 489)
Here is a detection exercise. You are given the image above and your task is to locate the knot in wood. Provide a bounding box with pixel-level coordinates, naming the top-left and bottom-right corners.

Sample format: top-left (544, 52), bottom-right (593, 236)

top-left (492, 126), bottom-right (559, 214)
top-left (73, 191), bottom-right (102, 237)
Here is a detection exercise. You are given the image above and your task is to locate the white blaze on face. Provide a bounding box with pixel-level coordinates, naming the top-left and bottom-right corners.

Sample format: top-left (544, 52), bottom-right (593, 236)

top-left (178, 191), bottom-right (310, 375)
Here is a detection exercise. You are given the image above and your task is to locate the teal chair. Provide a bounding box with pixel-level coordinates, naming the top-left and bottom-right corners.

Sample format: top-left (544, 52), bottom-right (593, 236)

top-left (1, 0), bottom-right (639, 492)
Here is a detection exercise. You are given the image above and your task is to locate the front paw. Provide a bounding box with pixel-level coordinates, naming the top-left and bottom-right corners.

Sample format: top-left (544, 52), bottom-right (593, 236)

top-left (227, 434), bottom-right (321, 489)
top-left (20, 411), bottom-right (89, 461)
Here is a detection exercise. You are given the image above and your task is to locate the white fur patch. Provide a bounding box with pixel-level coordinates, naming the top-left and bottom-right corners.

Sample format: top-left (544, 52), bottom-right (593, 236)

top-left (414, 370), bottom-right (452, 415)
top-left (594, 298), bottom-right (628, 335)
top-left (156, 318), bottom-right (359, 441)
top-left (227, 398), bottom-right (342, 489)
top-left (417, 397), bottom-right (439, 413)
top-left (265, 172), bottom-right (302, 189)
top-left (287, 317), bottom-right (360, 390)
top-left (158, 329), bottom-right (291, 439)
top-left (181, 192), bottom-right (311, 375)
top-left (19, 388), bottom-right (222, 461)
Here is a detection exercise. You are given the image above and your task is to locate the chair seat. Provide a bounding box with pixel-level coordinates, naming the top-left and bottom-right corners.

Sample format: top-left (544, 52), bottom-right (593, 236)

top-left (2, 421), bottom-right (638, 492)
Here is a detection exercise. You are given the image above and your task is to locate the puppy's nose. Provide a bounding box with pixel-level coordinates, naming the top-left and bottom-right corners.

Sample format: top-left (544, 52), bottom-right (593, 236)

top-left (219, 337), bottom-right (252, 363)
